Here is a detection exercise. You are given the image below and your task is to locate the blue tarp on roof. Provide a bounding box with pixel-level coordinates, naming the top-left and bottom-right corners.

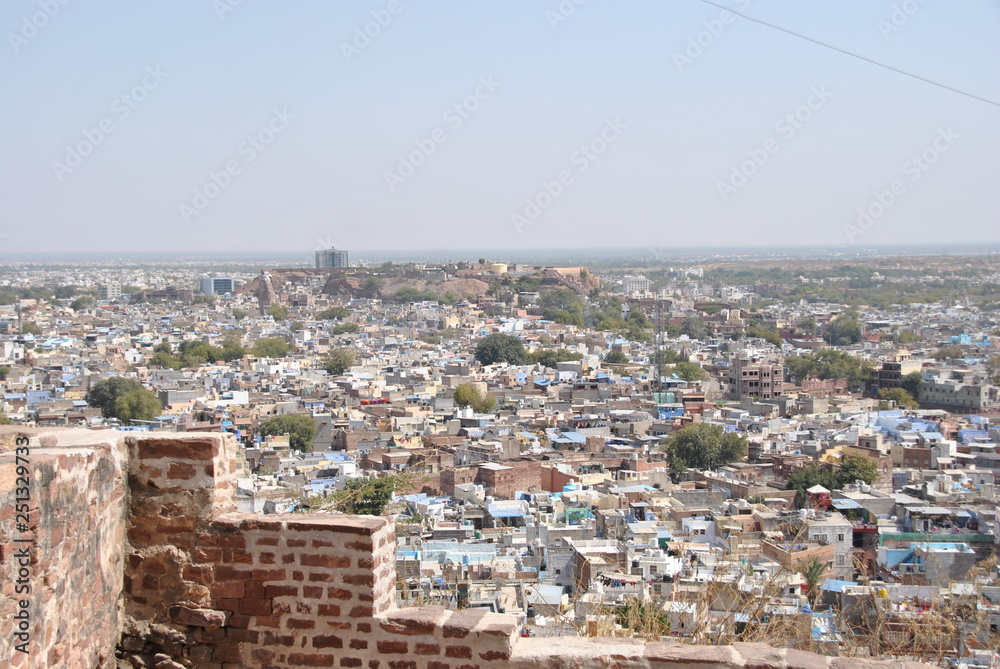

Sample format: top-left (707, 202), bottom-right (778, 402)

top-left (831, 499), bottom-right (862, 510)
top-left (486, 504), bottom-right (525, 519)
top-left (821, 579), bottom-right (857, 593)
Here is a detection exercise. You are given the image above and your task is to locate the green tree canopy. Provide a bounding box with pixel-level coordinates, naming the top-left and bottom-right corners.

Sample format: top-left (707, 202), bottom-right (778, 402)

top-left (784, 349), bottom-right (874, 385)
top-left (823, 312), bottom-right (863, 346)
top-left (527, 349), bottom-right (583, 369)
top-left (114, 388), bottom-right (163, 425)
top-left (838, 455), bottom-right (879, 485)
top-left (70, 296), bottom-right (95, 311)
top-left (251, 337), bottom-right (290, 358)
top-left (604, 350), bottom-right (629, 364)
top-left (322, 348), bottom-right (356, 376)
top-left (316, 306), bottom-right (349, 320)
top-left (671, 361), bottom-right (706, 382)
top-left (901, 371), bottom-right (923, 399)
top-left (662, 423), bottom-right (747, 481)
top-left (86, 377), bottom-right (145, 418)
top-left (266, 304), bottom-right (288, 320)
top-left (20, 322), bottom-right (42, 336)
top-left (257, 414), bottom-right (317, 452)
top-left (878, 387), bottom-right (918, 409)
top-left (231, 308), bottom-right (249, 321)
top-left (681, 316), bottom-right (707, 340)
top-left (746, 323), bottom-right (782, 346)
top-left (474, 333), bottom-right (526, 366)
top-left (453, 383), bottom-right (495, 414)
top-left (332, 322), bottom-right (360, 335)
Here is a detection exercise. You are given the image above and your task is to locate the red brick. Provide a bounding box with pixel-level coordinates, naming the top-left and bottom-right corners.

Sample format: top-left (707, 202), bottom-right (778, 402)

top-left (308, 572), bottom-right (333, 582)
top-left (237, 599), bottom-right (272, 616)
top-left (342, 573), bottom-right (374, 587)
top-left (340, 660), bottom-right (362, 668)
top-left (287, 538), bottom-right (307, 548)
top-left (251, 568), bottom-right (287, 581)
top-left (288, 618), bottom-right (316, 629)
top-left (377, 641), bottom-right (408, 655)
top-left (255, 536), bottom-right (280, 546)
top-left (318, 604), bottom-right (341, 617)
top-left (314, 635), bottom-right (344, 649)
top-left (303, 586), bottom-right (324, 599)
top-left (327, 587), bottom-right (352, 600)
top-left (415, 643), bottom-right (441, 655)
top-left (445, 646), bottom-right (472, 659)
top-left (266, 585), bottom-right (298, 597)
top-left (350, 639), bottom-right (368, 650)
top-left (288, 652), bottom-right (336, 667)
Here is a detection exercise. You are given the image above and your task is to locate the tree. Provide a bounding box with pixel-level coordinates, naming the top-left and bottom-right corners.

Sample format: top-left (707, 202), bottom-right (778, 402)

top-left (539, 289), bottom-right (585, 327)
top-left (878, 387), bottom-right (918, 409)
top-left (332, 476), bottom-right (398, 516)
top-left (113, 388), bottom-right (163, 425)
top-left (671, 361), bottom-right (706, 382)
top-left (0, 413), bottom-right (13, 425)
top-left (681, 316), bottom-right (707, 340)
top-left (784, 349), bottom-right (873, 385)
top-left (746, 323), bottom-right (782, 346)
top-left (221, 336), bottom-right (246, 362)
top-left (231, 308), bottom-right (249, 321)
top-left (823, 312), bottom-right (863, 346)
top-left (86, 377), bottom-right (145, 418)
top-left (70, 296), bottom-right (95, 311)
top-left (20, 322), bottom-right (42, 336)
top-left (290, 321), bottom-right (304, 331)
top-left (528, 349), bottom-right (583, 369)
top-left (662, 423), bottom-right (747, 481)
top-left (934, 345), bottom-right (964, 361)
top-left (322, 349), bottom-right (355, 376)
top-left (474, 334), bottom-right (526, 366)
top-left (985, 355), bottom-right (1000, 385)
top-left (797, 556), bottom-right (827, 607)
top-left (332, 322), bottom-right (360, 335)
top-left (604, 351), bottom-right (629, 364)
top-left (838, 455), bottom-right (878, 486)
top-left (266, 304), bottom-right (288, 320)
top-left (896, 329), bottom-right (919, 344)
top-left (257, 414), bottom-right (317, 452)
top-left (787, 466), bottom-right (840, 505)
top-left (316, 306), bottom-right (349, 321)
top-left (453, 383), bottom-right (495, 414)
top-left (900, 371), bottom-right (923, 399)
top-left (251, 337), bottom-right (290, 358)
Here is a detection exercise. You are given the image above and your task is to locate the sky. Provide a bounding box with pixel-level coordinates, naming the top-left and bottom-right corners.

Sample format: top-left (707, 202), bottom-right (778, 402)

top-left (1, 0), bottom-right (997, 255)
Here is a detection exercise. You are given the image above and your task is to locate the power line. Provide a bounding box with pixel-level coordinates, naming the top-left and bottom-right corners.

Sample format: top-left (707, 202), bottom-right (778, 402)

top-left (697, 0), bottom-right (1000, 109)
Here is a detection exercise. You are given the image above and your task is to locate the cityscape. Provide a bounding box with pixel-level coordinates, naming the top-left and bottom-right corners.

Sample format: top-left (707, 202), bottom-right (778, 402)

top-left (2, 1), bottom-right (999, 668)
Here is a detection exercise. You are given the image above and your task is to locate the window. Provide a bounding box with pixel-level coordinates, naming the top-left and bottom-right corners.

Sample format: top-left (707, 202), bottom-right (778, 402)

top-left (836, 555), bottom-right (845, 565)
top-left (837, 533), bottom-right (845, 543)
top-left (814, 533), bottom-right (828, 543)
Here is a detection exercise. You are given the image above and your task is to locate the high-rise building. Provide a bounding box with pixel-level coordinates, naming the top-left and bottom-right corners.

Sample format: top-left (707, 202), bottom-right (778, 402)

top-left (315, 247), bottom-right (349, 269)
top-left (200, 277), bottom-right (236, 295)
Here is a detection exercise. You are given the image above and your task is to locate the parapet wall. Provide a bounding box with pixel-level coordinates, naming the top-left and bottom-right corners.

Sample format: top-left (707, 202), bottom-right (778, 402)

top-left (0, 429), bottom-right (931, 669)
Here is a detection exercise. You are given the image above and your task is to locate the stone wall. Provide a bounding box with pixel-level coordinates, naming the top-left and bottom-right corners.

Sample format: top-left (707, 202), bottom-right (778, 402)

top-left (0, 429), bottom-right (129, 668)
top-left (1, 428), bottom-right (933, 669)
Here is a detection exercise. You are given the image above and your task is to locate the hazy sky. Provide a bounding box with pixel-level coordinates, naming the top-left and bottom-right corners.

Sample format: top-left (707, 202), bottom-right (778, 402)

top-left (1, 0), bottom-right (997, 254)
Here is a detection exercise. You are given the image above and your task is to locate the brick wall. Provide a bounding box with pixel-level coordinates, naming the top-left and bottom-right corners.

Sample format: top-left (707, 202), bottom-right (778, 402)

top-left (1, 428), bottom-right (934, 669)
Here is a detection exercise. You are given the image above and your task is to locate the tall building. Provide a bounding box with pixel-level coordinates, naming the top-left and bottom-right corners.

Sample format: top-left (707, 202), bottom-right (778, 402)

top-left (315, 247), bottom-right (349, 269)
top-left (97, 282), bottom-right (122, 300)
top-left (728, 352), bottom-right (784, 400)
top-left (200, 277), bottom-right (236, 295)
